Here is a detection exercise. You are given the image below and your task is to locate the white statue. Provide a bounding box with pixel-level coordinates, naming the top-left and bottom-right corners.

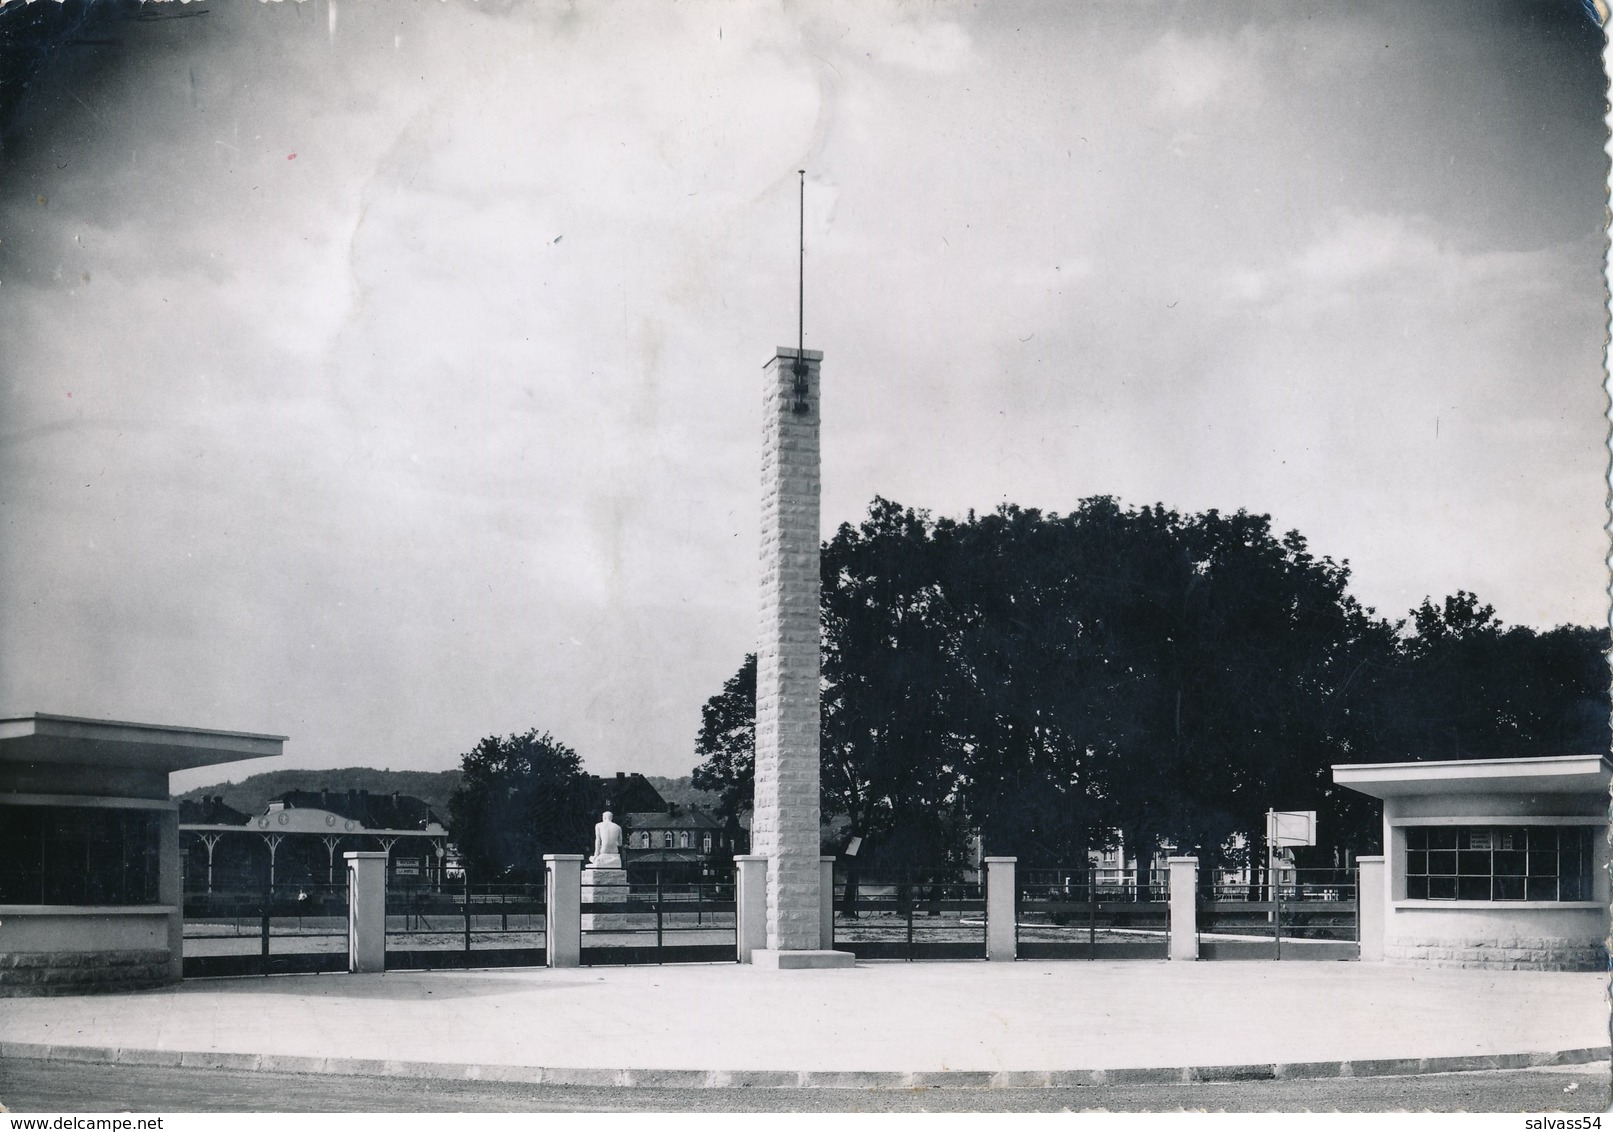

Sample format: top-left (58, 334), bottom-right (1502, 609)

top-left (589, 810), bottom-right (625, 869)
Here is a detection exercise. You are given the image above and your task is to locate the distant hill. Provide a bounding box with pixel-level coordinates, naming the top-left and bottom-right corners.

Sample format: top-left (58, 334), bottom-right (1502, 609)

top-left (177, 767), bottom-right (462, 819)
top-left (178, 769), bottom-right (719, 824)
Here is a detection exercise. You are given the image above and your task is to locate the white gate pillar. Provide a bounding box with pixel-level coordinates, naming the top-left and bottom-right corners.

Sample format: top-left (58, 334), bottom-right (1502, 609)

top-left (345, 851), bottom-right (388, 973)
top-left (544, 854), bottom-right (583, 968)
top-left (985, 857), bottom-right (1017, 961)
top-left (735, 854), bottom-right (768, 963)
top-left (1168, 856), bottom-right (1199, 960)
top-left (1356, 855), bottom-right (1385, 962)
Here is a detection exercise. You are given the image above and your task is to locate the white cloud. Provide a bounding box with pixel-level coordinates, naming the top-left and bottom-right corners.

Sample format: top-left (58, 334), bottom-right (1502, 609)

top-left (1128, 29), bottom-right (1263, 114)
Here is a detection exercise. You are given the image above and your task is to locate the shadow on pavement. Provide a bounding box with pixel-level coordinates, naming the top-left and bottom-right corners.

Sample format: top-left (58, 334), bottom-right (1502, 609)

top-left (167, 970), bottom-right (594, 1000)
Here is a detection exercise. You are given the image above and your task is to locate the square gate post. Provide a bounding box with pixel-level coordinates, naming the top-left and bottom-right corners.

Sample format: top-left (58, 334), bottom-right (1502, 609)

top-left (735, 854), bottom-right (768, 963)
top-left (544, 854), bottom-right (583, 968)
top-left (984, 857), bottom-right (1017, 961)
top-left (1355, 855), bottom-right (1385, 962)
top-left (344, 851), bottom-right (388, 974)
top-left (1167, 857), bottom-right (1198, 960)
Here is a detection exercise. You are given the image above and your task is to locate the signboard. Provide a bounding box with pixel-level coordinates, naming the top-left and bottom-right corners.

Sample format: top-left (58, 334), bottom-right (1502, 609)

top-left (1266, 810), bottom-right (1317, 847)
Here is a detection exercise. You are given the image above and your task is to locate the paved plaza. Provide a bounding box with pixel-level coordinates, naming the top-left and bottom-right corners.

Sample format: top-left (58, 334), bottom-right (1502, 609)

top-left (1, 961), bottom-right (1605, 1085)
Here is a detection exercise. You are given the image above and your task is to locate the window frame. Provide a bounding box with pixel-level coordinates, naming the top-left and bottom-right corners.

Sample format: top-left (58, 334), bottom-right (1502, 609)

top-left (0, 802), bottom-right (164, 907)
top-left (1402, 823), bottom-right (1593, 903)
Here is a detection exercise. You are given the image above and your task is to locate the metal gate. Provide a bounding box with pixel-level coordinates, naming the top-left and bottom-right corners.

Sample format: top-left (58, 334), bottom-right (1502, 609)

top-left (182, 881), bottom-right (349, 977)
top-left (1015, 867), bottom-right (1170, 960)
top-left (579, 873), bottom-right (736, 965)
top-left (1198, 868), bottom-right (1358, 960)
top-left (832, 870), bottom-right (986, 960)
top-left (385, 878), bottom-right (547, 970)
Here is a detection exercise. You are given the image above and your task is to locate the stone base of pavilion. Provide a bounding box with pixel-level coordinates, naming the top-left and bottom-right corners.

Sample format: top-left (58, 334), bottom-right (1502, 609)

top-left (751, 948), bottom-right (855, 969)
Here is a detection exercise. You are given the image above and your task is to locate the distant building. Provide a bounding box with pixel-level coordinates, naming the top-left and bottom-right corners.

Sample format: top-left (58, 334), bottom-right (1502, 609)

top-left (180, 788), bottom-right (450, 892)
top-left (621, 803), bottom-right (743, 878)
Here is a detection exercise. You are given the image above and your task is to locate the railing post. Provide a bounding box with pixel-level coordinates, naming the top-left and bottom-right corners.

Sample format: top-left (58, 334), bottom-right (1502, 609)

top-left (1274, 868), bottom-right (1283, 960)
top-left (1356, 856), bottom-right (1385, 961)
top-left (462, 870), bottom-right (472, 954)
top-left (344, 851), bottom-right (388, 973)
top-left (1088, 865), bottom-right (1097, 960)
top-left (984, 857), bottom-right (1016, 962)
top-left (819, 857), bottom-right (835, 951)
top-left (655, 872), bottom-right (664, 962)
top-left (1167, 856), bottom-right (1198, 961)
top-left (735, 854), bottom-right (768, 963)
top-left (904, 871), bottom-right (914, 961)
top-left (260, 873), bottom-right (272, 975)
top-left (543, 854), bottom-right (583, 968)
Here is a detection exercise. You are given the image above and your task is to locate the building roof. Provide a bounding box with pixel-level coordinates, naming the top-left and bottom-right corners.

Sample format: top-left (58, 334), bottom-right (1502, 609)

top-left (1332, 754), bottom-right (1613, 800)
top-left (620, 805), bottom-right (723, 831)
top-left (275, 788), bottom-right (441, 831)
top-left (177, 795), bottom-right (253, 825)
top-left (0, 713), bottom-right (284, 773)
top-left (590, 773), bottom-right (666, 815)
top-left (182, 800), bottom-right (447, 838)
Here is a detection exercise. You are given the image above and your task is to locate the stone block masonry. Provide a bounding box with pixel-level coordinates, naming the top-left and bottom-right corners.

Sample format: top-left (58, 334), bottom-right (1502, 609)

top-left (0, 948), bottom-right (173, 996)
top-left (1384, 938), bottom-right (1606, 971)
top-left (755, 347), bottom-right (823, 953)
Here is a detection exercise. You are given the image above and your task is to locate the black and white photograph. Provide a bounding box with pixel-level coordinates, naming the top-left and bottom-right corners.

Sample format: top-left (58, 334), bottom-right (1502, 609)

top-left (0, 0), bottom-right (1608, 1119)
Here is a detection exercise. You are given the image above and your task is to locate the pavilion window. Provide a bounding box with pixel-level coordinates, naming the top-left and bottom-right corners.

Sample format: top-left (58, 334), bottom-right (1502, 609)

top-left (1404, 826), bottom-right (1591, 901)
top-left (0, 805), bottom-right (161, 906)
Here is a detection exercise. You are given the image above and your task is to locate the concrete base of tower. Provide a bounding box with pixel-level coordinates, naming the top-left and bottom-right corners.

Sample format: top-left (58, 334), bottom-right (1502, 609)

top-left (751, 948), bottom-right (856, 970)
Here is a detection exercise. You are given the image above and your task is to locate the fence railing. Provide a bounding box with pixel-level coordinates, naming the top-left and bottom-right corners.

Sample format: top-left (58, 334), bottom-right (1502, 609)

top-left (579, 874), bottom-right (736, 965)
top-left (182, 881), bottom-right (350, 977)
top-left (1015, 866), bottom-right (1170, 960)
top-left (832, 870), bottom-right (986, 960)
top-left (384, 879), bottom-right (547, 970)
top-left (1197, 867), bottom-right (1358, 960)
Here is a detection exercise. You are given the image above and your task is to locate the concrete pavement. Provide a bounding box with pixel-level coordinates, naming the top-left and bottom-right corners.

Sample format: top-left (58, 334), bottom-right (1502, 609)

top-left (0, 961), bottom-right (1605, 1085)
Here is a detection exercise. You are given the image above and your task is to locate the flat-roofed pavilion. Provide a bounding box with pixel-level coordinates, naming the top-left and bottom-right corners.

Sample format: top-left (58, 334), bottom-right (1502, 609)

top-left (1333, 754), bottom-right (1610, 970)
top-left (0, 713), bottom-right (283, 995)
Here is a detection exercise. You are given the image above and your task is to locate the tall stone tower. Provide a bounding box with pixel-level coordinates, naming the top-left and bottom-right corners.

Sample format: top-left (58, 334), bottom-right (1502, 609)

top-left (750, 346), bottom-right (852, 968)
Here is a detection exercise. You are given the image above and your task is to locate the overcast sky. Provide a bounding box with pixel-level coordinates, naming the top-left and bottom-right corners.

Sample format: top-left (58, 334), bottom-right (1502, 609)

top-left (0, 1), bottom-right (1606, 789)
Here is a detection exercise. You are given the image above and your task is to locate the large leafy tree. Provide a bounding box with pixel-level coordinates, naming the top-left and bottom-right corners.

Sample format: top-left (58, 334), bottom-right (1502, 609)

top-left (691, 654), bottom-right (756, 826)
top-left (820, 499), bottom-right (972, 871)
top-left (691, 496), bottom-right (1610, 872)
top-left (447, 729), bottom-right (593, 880)
top-left (1354, 591), bottom-right (1610, 763)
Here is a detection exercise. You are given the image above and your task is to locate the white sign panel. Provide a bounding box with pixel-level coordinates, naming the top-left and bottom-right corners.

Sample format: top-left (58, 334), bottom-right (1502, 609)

top-left (1266, 810), bottom-right (1317, 847)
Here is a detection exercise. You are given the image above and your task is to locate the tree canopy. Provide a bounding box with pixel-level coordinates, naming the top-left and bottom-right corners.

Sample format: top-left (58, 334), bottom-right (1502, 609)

top-left (692, 496), bottom-right (1609, 870)
top-left (447, 729), bottom-right (593, 880)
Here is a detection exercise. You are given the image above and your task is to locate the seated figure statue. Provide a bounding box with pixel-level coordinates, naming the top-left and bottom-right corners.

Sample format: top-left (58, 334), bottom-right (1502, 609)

top-left (589, 810), bottom-right (625, 870)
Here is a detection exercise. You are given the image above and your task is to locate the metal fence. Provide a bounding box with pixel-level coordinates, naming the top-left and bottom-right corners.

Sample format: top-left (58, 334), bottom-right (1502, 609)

top-left (1197, 868), bottom-right (1358, 960)
top-left (579, 874), bottom-right (736, 965)
top-left (1015, 867), bottom-right (1170, 960)
top-left (182, 881), bottom-right (350, 977)
top-left (384, 879), bottom-right (547, 970)
top-left (832, 870), bottom-right (986, 960)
